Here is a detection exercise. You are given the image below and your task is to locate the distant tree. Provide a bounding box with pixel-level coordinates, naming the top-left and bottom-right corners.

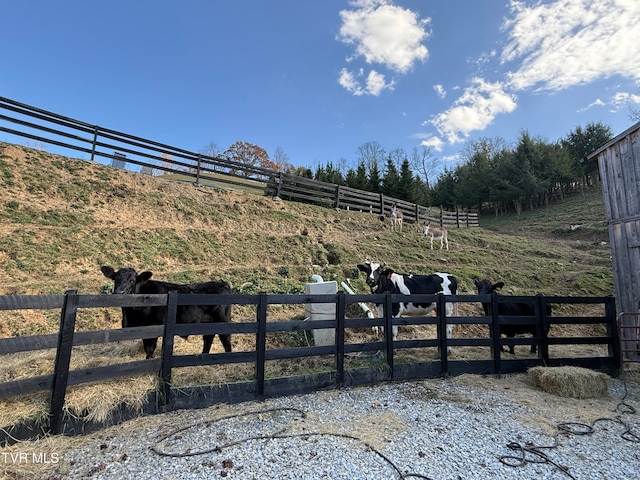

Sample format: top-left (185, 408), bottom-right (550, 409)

top-left (272, 146), bottom-right (291, 172)
top-left (314, 161), bottom-right (344, 185)
top-left (430, 169), bottom-right (458, 210)
top-left (357, 141), bottom-right (385, 176)
top-left (381, 155), bottom-right (401, 198)
top-left (561, 122), bottom-right (614, 186)
top-left (388, 148), bottom-right (407, 171)
top-left (346, 161), bottom-right (368, 190)
top-left (367, 161), bottom-right (382, 192)
top-left (224, 141), bottom-right (271, 177)
top-left (199, 141), bottom-right (222, 173)
top-left (411, 145), bottom-right (440, 190)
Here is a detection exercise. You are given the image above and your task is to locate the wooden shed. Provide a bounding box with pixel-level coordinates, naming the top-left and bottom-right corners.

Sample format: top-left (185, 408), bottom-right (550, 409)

top-left (587, 121), bottom-right (640, 361)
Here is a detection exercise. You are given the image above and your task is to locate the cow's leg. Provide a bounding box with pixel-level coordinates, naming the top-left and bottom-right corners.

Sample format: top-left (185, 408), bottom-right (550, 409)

top-left (219, 333), bottom-right (232, 352)
top-left (201, 334), bottom-right (214, 354)
top-left (143, 338), bottom-right (158, 359)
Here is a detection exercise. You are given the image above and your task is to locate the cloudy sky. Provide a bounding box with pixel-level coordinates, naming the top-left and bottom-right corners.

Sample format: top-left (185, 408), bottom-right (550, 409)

top-left (1, 0), bottom-right (639, 177)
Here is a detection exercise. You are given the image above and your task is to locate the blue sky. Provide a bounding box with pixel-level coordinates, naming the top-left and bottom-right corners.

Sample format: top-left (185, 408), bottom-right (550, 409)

top-left (2, 0), bottom-right (639, 180)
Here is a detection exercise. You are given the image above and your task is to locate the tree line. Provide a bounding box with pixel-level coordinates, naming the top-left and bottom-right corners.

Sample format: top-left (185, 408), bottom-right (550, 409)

top-left (201, 122), bottom-right (613, 216)
top-left (302, 122), bottom-right (614, 215)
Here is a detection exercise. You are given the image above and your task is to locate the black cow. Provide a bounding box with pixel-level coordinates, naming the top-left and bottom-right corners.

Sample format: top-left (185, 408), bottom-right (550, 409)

top-left (474, 278), bottom-right (551, 355)
top-left (357, 262), bottom-right (457, 350)
top-left (101, 266), bottom-right (232, 359)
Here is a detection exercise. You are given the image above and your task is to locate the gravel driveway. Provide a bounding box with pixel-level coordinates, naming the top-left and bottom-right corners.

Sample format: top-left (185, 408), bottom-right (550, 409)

top-left (6, 373), bottom-right (640, 480)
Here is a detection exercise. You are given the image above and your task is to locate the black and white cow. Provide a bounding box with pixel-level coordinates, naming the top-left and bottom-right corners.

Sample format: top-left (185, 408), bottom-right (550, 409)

top-left (357, 262), bottom-right (457, 349)
top-left (101, 266), bottom-right (232, 359)
top-left (474, 278), bottom-right (551, 355)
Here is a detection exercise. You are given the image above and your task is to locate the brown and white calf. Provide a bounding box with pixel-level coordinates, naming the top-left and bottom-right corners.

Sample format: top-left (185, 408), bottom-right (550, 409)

top-left (423, 222), bottom-right (449, 250)
top-left (391, 204), bottom-right (403, 233)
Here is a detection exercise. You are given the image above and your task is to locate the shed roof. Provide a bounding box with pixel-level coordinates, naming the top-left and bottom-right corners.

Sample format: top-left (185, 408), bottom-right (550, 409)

top-left (586, 120), bottom-right (640, 162)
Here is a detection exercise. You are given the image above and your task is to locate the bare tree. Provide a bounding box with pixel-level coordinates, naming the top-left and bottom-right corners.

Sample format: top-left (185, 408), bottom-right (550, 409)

top-left (460, 137), bottom-right (511, 163)
top-left (199, 142), bottom-right (222, 173)
top-left (387, 147), bottom-right (407, 170)
top-left (272, 146), bottom-right (291, 172)
top-left (411, 145), bottom-right (440, 189)
top-left (357, 141), bottom-right (386, 175)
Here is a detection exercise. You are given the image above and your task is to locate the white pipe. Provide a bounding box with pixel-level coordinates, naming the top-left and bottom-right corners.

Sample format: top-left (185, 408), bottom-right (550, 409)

top-left (311, 274), bottom-right (324, 283)
top-left (341, 281), bottom-right (375, 319)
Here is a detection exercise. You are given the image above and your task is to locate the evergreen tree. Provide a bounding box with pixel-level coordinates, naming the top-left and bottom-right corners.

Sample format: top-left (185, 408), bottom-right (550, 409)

top-left (382, 156), bottom-right (401, 198)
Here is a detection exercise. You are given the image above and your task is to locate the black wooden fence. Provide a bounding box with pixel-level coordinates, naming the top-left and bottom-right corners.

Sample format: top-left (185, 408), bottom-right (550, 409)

top-left (0, 291), bottom-right (620, 444)
top-left (0, 96), bottom-right (478, 228)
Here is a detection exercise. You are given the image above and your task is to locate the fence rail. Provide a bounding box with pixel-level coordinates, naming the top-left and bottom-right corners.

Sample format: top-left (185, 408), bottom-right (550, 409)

top-left (0, 96), bottom-right (478, 227)
top-left (0, 290), bottom-right (619, 443)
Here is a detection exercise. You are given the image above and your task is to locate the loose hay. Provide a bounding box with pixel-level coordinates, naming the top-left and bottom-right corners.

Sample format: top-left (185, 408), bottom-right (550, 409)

top-left (528, 366), bottom-right (610, 398)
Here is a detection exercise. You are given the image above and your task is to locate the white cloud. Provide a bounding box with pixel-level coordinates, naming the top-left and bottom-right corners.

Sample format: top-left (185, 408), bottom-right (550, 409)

top-left (502, 0), bottom-right (640, 92)
top-left (577, 98), bottom-right (606, 112)
top-left (337, 0), bottom-right (430, 96)
top-left (576, 91), bottom-right (640, 113)
top-left (427, 78), bottom-right (517, 144)
top-left (338, 68), bottom-right (365, 96)
top-left (420, 136), bottom-right (444, 152)
top-left (338, 67), bottom-right (394, 96)
top-left (433, 84), bottom-right (446, 99)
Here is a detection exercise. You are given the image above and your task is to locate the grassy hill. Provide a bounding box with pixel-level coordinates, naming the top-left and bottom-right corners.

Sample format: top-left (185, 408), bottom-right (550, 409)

top-left (0, 141), bottom-right (613, 301)
top-left (0, 141), bottom-right (616, 429)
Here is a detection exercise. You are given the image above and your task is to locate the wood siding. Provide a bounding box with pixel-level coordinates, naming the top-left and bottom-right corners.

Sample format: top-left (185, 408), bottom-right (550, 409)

top-left (588, 121), bottom-right (640, 359)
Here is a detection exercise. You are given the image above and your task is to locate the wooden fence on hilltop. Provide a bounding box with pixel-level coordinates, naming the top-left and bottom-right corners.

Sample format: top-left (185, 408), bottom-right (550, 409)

top-left (0, 291), bottom-right (620, 444)
top-left (0, 96), bottom-right (478, 227)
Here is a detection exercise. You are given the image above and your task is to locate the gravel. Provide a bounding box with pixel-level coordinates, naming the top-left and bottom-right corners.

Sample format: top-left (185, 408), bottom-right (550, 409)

top-left (41, 376), bottom-right (640, 479)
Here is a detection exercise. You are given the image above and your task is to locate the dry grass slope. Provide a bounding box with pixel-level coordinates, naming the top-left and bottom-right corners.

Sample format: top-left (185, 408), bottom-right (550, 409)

top-left (0, 142), bottom-right (617, 431)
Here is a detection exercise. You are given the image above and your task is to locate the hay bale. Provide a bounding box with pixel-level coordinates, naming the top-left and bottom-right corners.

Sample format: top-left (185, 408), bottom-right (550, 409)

top-left (529, 366), bottom-right (611, 399)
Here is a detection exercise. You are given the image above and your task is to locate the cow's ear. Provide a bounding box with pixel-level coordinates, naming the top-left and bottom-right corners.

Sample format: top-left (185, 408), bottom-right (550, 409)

top-left (101, 266), bottom-right (115, 279)
top-left (473, 278), bottom-right (480, 287)
top-left (138, 271), bottom-right (153, 283)
top-left (356, 264), bottom-right (367, 272)
top-left (493, 282), bottom-right (505, 291)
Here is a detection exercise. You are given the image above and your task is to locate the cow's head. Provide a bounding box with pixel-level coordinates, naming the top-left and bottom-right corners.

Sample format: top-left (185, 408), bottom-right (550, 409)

top-left (357, 262), bottom-right (385, 292)
top-left (101, 266), bottom-right (153, 294)
top-left (474, 278), bottom-right (505, 295)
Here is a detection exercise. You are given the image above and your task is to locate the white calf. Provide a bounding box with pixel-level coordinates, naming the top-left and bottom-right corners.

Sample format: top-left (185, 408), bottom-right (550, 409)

top-left (423, 222), bottom-right (449, 250)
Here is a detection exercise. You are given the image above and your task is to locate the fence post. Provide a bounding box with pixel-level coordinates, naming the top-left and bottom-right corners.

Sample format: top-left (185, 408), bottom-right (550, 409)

top-left (160, 291), bottom-right (179, 408)
top-left (335, 291), bottom-right (345, 388)
top-left (255, 292), bottom-right (268, 399)
top-left (606, 296), bottom-right (621, 374)
top-left (379, 194), bottom-right (385, 217)
top-left (490, 293), bottom-right (502, 375)
top-left (439, 205), bottom-right (444, 227)
top-left (437, 294), bottom-right (449, 376)
top-left (537, 295), bottom-right (549, 364)
top-left (276, 172), bottom-right (284, 198)
top-left (49, 290), bottom-right (79, 435)
top-left (195, 155), bottom-right (202, 187)
top-left (90, 127), bottom-right (98, 162)
top-left (383, 292), bottom-right (394, 377)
